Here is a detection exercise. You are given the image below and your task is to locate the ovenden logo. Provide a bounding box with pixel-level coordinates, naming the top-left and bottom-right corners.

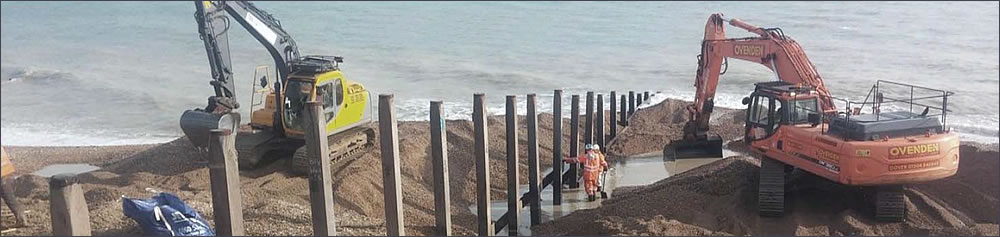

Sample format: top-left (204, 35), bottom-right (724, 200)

top-left (889, 143), bottom-right (939, 159)
top-left (734, 44), bottom-right (764, 57)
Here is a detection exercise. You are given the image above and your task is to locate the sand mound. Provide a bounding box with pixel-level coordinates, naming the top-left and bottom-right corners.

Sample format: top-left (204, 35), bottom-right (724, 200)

top-left (2, 98), bottom-right (995, 236)
top-left (533, 145), bottom-right (1000, 236)
top-left (1, 108), bottom-right (614, 235)
top-left (606, 99), bottom-right (745, 160)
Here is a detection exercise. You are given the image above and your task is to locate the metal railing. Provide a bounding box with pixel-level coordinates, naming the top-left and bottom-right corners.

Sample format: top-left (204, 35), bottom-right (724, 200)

top-left (819, 80), bottom-right (954, 134)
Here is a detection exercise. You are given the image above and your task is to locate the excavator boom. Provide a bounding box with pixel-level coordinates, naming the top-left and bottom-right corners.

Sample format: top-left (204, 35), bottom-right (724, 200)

top-left (181, 1), bottom-right (300, 149)
top-left (668, 13), bottom-right (836, 159)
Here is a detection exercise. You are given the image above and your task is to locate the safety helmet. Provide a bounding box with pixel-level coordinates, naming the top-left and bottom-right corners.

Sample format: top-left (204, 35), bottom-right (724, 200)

top-left (584, 144), bottom-right (593, 150)
top-left (591, 144), bottom-right (600, 150)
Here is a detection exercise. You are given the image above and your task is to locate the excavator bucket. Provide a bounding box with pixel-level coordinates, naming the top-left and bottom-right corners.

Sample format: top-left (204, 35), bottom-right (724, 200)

top-left (179, 110), bottom-right (239, 150)
top-left (664, 134), bottom-right (724, 160)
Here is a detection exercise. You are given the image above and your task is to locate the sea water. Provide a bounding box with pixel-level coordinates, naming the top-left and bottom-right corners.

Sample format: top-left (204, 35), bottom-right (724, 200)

top-left (2, 2), bottom-right (997, 146)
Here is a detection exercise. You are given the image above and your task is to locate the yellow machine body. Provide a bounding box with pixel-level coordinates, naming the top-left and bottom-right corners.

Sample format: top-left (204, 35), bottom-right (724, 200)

top-left (248, 69), bottom-right (373, 139)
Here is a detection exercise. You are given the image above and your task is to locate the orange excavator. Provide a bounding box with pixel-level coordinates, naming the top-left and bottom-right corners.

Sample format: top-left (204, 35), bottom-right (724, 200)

top-left (669, 13), bottom-right (960, 222)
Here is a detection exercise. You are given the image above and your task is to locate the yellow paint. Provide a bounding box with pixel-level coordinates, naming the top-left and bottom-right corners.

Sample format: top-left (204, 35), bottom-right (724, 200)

top-left (203, 1), bottom-right (212, 9)
top-left (257, 69), bottom-right (369, 138)
top-left (734, 44), bottom-right (764, 57)
top-left (314, 71), bottom-right (368, 134)
top-left (889, 160), bottom-right (940, 171)
top-left (855, 149), bottom-right (871, 157)
top-left (889, 143), bottom-right (940, 159)
top-left (815, 148), bottom-right (840, 163)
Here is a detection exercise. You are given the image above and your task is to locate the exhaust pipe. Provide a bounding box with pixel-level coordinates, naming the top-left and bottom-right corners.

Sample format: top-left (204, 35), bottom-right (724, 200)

top-left (179, 110), bottom-right (240, 150)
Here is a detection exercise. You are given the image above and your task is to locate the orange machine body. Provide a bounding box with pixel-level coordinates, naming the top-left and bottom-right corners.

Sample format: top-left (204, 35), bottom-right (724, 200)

top-left (744, 89), bottom-right (959, 186)
top-left (690, 13), bottom-right (959, 186)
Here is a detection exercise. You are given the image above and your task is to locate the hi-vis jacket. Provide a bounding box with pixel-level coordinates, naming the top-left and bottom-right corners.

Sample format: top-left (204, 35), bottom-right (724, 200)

top-left (576, 151), bottom-right (608, 180)
top-left (1, 147), bottom-right (14, 177)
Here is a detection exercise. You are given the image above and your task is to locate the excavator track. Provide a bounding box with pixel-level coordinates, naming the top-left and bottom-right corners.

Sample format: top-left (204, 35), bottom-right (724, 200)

top-left (234, 130), bottom-right (301, 170)
top-left (291, 126), bottom-right (376, 175)
top-left (875, 185), bottom-right (906, 222)
top-left (235, 132), bottom-right (265, 170)
top-left (758, 156), bottom-right (787, 217)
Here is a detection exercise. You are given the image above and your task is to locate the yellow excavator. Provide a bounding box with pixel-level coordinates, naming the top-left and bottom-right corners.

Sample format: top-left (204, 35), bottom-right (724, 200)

top-left (179, 1), bottom-right (374, 174)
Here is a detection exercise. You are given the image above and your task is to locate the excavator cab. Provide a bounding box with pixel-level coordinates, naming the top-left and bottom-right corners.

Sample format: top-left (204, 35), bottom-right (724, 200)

top-left (280, 77), bottom-right (314, 135)
top-left (741, 81), bottom-right (822, 142)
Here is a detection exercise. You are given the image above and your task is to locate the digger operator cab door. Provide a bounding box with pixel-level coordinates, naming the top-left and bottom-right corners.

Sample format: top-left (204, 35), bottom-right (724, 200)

top-left (315, 77), bottom-right (345, 127)
top-left (743, 93), bottom-right (779, 142)
top-left (282, 78), bottom-right (315, 136)
top-left (281, 73), bottom-right (348, 137)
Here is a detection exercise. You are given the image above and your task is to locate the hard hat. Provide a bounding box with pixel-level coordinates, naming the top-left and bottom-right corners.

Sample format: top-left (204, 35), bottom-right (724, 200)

top-left (592, 144), bottom-right (600, 150)
top-left (584, 144), bottom-right (593, 150)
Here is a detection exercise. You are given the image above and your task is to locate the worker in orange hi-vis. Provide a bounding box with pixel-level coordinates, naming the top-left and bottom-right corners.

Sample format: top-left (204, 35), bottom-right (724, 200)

top-left (564, 144), bottom-right (608, 202)
top-left (1, 147), bottom-right (27, 227)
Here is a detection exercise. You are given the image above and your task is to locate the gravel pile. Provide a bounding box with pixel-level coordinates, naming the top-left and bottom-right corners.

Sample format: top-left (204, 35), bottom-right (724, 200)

top-left (2, 98), bottom-right (995, 236)
top-left (534, 145), bottom-right (999, 235)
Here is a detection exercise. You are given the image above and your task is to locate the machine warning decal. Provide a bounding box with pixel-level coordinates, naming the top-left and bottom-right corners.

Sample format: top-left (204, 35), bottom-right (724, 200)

top-left (889, 161), bottom-right (940, 171)
top-left (855, 149), bottom-right (871, 157)
top-left (797, 154), bottom-right (840, 174)
top-left (889, 143), bottom-right (939, 159)
top-left (734, 44), bottom-right (764, 57)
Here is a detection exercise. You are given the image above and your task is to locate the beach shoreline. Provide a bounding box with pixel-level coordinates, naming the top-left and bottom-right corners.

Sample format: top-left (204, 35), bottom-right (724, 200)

top-left (1, 99), bottom-right (996, 236)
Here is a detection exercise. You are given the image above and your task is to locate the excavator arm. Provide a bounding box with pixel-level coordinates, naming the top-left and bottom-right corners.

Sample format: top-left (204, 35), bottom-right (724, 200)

top-left (181, 0), bottom-right (301, 149)
top-left (192, 0), bottom-right (299, 113)
top-left (670, 13), bottom-right (836, 158)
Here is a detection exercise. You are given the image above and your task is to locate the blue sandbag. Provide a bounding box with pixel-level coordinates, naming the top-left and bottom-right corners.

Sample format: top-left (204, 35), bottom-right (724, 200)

top-left (122, 192), bottom-right (215, 236)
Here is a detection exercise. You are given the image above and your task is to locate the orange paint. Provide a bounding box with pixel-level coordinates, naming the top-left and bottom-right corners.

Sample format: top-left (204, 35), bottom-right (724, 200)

top-left (1, 147), bottom-right (14, 177)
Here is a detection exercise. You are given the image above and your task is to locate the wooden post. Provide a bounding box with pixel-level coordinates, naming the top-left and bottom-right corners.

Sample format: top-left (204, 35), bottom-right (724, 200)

top-left (473, 94), bottom-right (493, 236)
top-left (208, 125), bottom-right (245, 236)
top-left (619, 95), bottom-right (627, 126)
top-left (628, 91), bottom-right (635, 117)
top-left (430, 101), bottom-right (452, 236)
top-left (637, 93), bottom-right (643, 108)
top-left (526, 94), bottom-right (541, 226)
top-left (596, 94), bottom-right (605, 152)
top-left (505, 95), bottom-right (520, 236)
top-left (585, 92), bottom-right (595, 146)
top-left (551, 90), bottom-right (563, 205)
top-left (610, 91), bottom-right (617, 140)
top-left (379, 94), bottom-right (405, 236)
top-left (49, 174), bottom-right (91, 236)
top-left (305, 101), bottom-right (336, 236)
top-left (644, 91), bottom-right (650, 101)
top-left (568, 95), bottom-right (580, 188)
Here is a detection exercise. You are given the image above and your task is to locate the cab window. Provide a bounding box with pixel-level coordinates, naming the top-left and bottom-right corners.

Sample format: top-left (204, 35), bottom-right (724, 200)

top-left (746, 94), bottom-right (777, 140)
top-left (749, 95), bottom-right (773, 125)
top-left (316, 78), bottom-right (345, 123)
top-left (788, 98), bottom-right (819, 124)
top-left (283, 80), bottom-right (314, 132)
top-left (334, 79), bottom-right (344, 105)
